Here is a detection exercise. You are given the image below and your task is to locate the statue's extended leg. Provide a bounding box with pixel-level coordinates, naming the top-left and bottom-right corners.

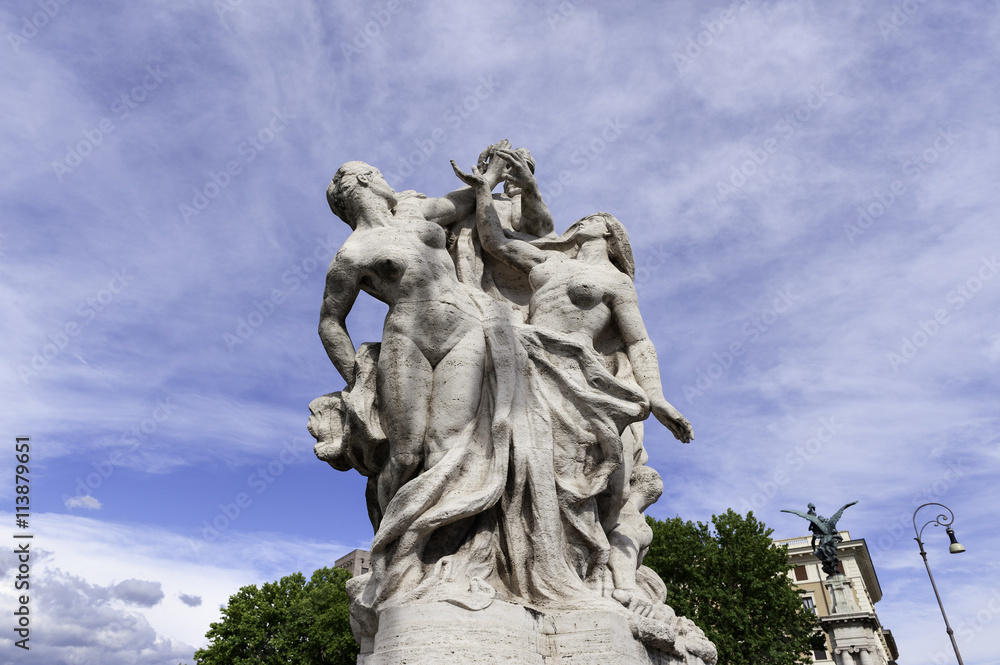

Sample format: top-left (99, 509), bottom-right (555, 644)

top-left (377, 334), bottom-right (432, 512)
top-left (424, 327), bottom-right (487, 468)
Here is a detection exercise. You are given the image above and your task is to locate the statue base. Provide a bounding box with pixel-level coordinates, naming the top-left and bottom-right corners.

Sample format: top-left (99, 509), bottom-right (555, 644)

top-left (358, 599), bottom-right (698, 665)
top-left (824, 573), bottom-right (861, 614)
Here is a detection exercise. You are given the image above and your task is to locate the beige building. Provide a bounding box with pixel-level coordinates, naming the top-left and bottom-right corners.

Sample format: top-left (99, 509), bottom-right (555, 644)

top-left (775, 532), bottom-right (898, 665)
top-left (335, 548), bottom-right (371, 577)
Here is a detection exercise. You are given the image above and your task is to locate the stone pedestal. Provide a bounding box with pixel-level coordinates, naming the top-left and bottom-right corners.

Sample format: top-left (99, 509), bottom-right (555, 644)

top-left (824, 574), bottom-right (860, 614)
top-left (821, 575), bottom-right (888, 665)
top-left (358, 599), bottom-right (690, 665)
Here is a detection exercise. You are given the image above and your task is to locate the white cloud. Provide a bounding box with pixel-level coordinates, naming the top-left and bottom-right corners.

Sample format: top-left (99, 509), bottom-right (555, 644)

top-left (178, 593), bottom-right (202, 607)
top-left (0, 551), bottom-right (189, 665)
top-left (0, 512), bottom-right (357, 658)
top-left (65, 495), bottom-right (102, 510)
top-left (112, 579), bottom-right (165, 607)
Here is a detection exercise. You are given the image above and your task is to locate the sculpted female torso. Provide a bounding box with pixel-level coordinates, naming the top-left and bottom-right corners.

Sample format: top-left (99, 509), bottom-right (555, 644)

top-left (451, 155), bottom-right (692, 439)
top-left (319, 165), bottom-right (497, 517)
top-left (527, 254), bottom-right (630, 347)
top-left (341, 220), bottom-right (482, 367)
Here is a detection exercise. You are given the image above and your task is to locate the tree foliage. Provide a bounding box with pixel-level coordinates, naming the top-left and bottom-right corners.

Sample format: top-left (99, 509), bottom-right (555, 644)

top-left (644, 509), bottom-right (824, 665)
top-left (193, 566), bottom-right (358, 665)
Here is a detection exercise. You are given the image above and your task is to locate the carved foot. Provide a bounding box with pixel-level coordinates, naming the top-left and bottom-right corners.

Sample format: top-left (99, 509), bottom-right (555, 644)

top-left (632, 613), bottom-right (678, 653)
top-left (616, 594), bottom-right (717, 665)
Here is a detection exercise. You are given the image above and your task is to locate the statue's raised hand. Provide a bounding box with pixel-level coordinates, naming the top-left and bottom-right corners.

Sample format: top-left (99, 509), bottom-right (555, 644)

top-left (476, 139), bottom-right (511, 189)
top-left (451, 160), bottom-right (489, 190)
top-left (495, 147), bottom-right (535, 189)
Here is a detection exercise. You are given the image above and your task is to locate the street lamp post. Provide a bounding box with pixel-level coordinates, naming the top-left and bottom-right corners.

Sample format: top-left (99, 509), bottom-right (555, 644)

top-left (912, 502), bottom-right (966, 665)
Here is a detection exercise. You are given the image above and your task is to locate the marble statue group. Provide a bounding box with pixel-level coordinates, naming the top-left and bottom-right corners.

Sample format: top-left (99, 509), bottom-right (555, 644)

top-left (307, 141), bottom-right (716, 664)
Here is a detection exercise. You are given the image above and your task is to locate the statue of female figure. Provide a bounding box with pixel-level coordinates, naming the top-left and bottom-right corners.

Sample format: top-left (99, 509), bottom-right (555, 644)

top-left (313, 157), bottom-right (519, 637)
top-left (451, 154), bottom-right (693, 609)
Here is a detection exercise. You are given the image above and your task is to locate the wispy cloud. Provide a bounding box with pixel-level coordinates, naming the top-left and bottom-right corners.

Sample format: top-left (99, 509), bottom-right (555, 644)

top-left (65, 495), bottom-right (102, 510)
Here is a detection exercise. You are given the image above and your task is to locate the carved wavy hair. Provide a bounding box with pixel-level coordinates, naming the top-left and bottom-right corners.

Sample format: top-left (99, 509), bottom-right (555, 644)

top-left (562, 212), bottom-right (636, 281)
top-left (327, 161), bottom-right (375, 224)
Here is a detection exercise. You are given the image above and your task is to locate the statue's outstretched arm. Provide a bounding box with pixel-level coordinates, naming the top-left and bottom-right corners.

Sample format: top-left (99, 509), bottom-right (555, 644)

top-left (612, 285), bottom-right (693, 443)
top-left (451, 160), bottom-right (547, 275)
top-left (319, 257), bottom-right (361, 386)
top-left (421, 141), bottom-right (509, 226)
top-left (420, 186), bottom-right (476, 227)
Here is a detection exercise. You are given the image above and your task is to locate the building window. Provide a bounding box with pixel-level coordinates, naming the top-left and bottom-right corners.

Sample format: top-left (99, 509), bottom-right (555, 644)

top-left (794, 565), bottom-right (808, 581)
top-left (812, 649), bottom-right (829, 661)
top-left (837, 561), bottom-right (844, 574)
top-left (803, 596), bottom-right (816, 613)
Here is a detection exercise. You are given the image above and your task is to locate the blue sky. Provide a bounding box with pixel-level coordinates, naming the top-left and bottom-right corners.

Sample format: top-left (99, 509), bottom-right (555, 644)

top-left (2, 1), bottom-right (999, 663)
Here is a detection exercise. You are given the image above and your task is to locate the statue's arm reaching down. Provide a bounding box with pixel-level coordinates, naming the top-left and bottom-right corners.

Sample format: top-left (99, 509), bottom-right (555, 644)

top-left (451, 160), bottom-right (548, 275)
top-left (318, 255), bottom-right (361, 386)
top-left (612, 286), bottom-right (694, 443)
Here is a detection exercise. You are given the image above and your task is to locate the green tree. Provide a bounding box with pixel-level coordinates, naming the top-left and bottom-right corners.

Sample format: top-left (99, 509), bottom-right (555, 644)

top-left (193, 566), bottom-right (358, 665)
top-left (644, 509), bottom-right (824, 665)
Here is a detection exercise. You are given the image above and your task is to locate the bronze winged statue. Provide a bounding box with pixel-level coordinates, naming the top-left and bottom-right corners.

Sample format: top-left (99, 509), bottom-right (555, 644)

top-left (781, 501), bottom-right (858, 577)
